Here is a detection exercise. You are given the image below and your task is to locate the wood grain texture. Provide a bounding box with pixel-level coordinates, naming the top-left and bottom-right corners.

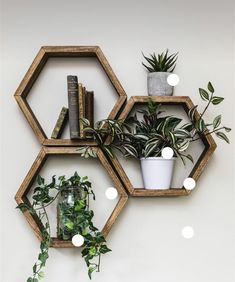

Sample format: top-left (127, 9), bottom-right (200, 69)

top-left (14, 46), bottom-right (127, 145)
top-left (43, 138), bottom-right (97, 146)
top-left (95, 47), bottom-right (127, 97)
top-left (110, 96), bottom-right (217, 196)
top-left (15, 146), bottom-right (128, 248)
top-left (15, 96), bottom-right (47, 144)
top-left (132, 189), bottom-right (190, 197)
top-left (14, 47), bottom-right (47, 98)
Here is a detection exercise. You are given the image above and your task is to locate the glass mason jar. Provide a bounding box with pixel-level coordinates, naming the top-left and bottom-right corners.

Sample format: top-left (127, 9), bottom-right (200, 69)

top-left (57, 186), bottom-right (87, 240)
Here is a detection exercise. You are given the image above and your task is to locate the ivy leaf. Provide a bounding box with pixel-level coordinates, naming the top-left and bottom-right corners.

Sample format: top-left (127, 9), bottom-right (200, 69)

top-left (213, 115), bottom-right (221, 129)
top-left (36, 175), bottom-right (44, 185)
top-left (38, 271), bottom-right (45, 279)
top-left (27, 278), bottom-right (33, 282)
top-left (65, 222), bottom-right (74, 230)
top-left (216, 132), bottom-right (230, 143)
top-left (88, 246), bottom-right (97, 256)
top-left (16, 203), bottom-right (35, 214)
top-left (88, 266), bottom-right (97, 279)
top-left (38, 252), bottom-right (49, 264)
top-left (199, 88), bottom-right (209, 101)
top-left (207, 81), bottom-right (214, 93)
top-left (100, 245), bottom-right (112, 254)
top-left (16, 203), bottom-right (30, 212)
top-left (211, 96), bottom-right (224, 105)
top-left (33, 264), bottom-right (37, 273)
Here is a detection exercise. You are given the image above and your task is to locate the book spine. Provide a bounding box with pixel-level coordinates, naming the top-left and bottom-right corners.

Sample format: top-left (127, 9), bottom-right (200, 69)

top-left (51, 107), bottom-right (68, 139)
top-left (78, 84), bottom-right (86, 138)
top-left (85, 91), bottom-right (94, 138)
top-left (67, 75), bottom-right (80, 139)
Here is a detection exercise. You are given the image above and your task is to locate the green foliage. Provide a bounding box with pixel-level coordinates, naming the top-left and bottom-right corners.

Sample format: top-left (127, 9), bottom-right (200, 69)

top-left (189, 82), bottom-right (231, 143)
top-left (142, 49), bottom-right (178, 73)
top-left (78, 82), bottom-right (231, 165)
top-left (79, 101), bottom-right (194, 165)
top-left (17, 172), bottom-right (111, 280)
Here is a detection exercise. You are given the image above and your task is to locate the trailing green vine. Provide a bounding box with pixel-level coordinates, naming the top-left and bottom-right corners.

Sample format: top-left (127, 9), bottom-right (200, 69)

top-left (78, 82), bottom-right (231, 164)
top-left (17, 172), bottom-right (111, 281)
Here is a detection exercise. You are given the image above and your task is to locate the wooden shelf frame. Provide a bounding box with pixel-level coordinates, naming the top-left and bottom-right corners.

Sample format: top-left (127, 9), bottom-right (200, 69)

top-left (106, 96), bottom-right (217, 197)
top-left (15, 146), bottom-right (128, 248)
top-left (14, 46), bottom-right (127, 146)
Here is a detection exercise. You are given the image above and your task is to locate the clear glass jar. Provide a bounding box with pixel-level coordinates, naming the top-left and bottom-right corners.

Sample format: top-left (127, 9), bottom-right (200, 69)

top-left (57, 186), bottom-right (87, 240)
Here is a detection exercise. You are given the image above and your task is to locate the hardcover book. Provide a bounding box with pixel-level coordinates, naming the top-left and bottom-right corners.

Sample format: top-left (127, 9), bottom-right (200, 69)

top-left (51, 107), bottom-right (68, 139)
top-left (85, 90), bottom-right (94, 128)
top-left (78, 83), bottom-right (86, 138)
top-left (67, 75), bottom-right (80, 139)
top-left (84, 90), bottom-right (94, 139)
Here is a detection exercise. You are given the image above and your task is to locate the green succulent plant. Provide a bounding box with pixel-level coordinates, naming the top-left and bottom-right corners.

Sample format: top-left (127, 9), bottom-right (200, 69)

top-left (142, 49), bottom-right (178, 73)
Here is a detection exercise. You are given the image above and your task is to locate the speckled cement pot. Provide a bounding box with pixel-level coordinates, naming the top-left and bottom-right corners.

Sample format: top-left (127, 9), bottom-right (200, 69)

top-left (147, 72), bottom-right (173, 96)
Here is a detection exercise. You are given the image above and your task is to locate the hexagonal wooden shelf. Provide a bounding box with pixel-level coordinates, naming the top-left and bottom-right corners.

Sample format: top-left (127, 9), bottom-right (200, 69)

top-left (14, 46), bottom-right (127, 146)
top-left (15, 146), bottom-right (128, 248)
top-left (107, 96), bottom-right (217, 197)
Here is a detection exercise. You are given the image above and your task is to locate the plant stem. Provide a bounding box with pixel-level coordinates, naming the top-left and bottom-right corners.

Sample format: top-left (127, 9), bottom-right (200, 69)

top-left (199, 91), bottom-right (214, 120)
top-left (34, 191), bottom-right (60, 211)
top-left (42, 202), bottom-right (51, 236)
top-left (190, 126), bottom-right (225, 142)
top-left (97, 254), bottom-right (101, 272)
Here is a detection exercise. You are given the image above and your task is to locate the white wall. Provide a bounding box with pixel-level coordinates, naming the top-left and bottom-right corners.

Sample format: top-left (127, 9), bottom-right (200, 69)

top-left (1, 0), bottom-right (235, 282)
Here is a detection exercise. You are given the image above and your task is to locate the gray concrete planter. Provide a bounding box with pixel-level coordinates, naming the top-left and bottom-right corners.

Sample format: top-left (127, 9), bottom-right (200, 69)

top-left (147, 72), bottom-right (173, 96)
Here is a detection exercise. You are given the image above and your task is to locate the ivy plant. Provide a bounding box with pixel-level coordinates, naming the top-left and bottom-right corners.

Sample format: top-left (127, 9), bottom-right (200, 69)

top-left (17, 172), bottom-right (111, 281)
top-left (78, 82), bottom-right (231, 164)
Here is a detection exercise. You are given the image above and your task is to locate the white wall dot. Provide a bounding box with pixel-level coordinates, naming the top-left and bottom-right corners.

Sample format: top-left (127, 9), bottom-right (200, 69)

top-left (182, 226), bottom-right (194, 239)
top-left (161, 147), bottom-right (174, 159)
top-left (167, 74), bottom-right (180, 86)
top-left (105, 187), bottom-right (118, 200)
top-left (183, 177), bottom-right (196, 190)
top-left (72, 234), bottom-right (84, 247)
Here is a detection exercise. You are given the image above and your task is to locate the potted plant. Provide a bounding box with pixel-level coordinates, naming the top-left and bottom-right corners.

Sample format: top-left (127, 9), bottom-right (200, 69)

top-left (79, 82), bottom-right (231, 190)
top-left (17, 172), bottom-right (111, 281)
top-left (142, 49), bottom-right (178, 96)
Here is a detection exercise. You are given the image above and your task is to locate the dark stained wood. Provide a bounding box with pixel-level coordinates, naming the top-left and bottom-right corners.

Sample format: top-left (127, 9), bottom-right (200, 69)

top-left (14, 47), bottom-right (47, 99)
top-left (132, 189), bottom-right (190, 197)
top-left (43, 138), bottom-right (97, 146)
top-left (110, 96), bottom-right (217, 196)
top-left (14, 46), bottom-right (127, 146)
top-left (15, 146), bottom-right (128, 248)
top-left (15, 96), bottom-right (47, 144)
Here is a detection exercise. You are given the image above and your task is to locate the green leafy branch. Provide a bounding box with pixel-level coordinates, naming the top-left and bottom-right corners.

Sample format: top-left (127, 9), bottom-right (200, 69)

top-left (17, 173), bottom-right (111, 281)
top-left (189, 82), bottom-right (231, 143)
top-left (77, 82), bottom-right (231, 166)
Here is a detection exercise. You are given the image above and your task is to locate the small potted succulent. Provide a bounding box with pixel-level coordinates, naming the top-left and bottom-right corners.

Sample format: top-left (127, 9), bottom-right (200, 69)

top-left (142, 49), bottom-right (178, 96)
top-left (79, 82), bottom-right (231, 190)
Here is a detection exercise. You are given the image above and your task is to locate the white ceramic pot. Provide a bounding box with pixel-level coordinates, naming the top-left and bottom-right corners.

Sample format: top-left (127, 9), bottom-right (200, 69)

top-left (147, 72), bottom-right (173, 96)
top-left (140, 157), bottom-right (176, 189)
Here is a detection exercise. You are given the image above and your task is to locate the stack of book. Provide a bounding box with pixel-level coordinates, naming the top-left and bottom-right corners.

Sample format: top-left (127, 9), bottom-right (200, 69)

top-left (51, 75), bottom-right (94, 139)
